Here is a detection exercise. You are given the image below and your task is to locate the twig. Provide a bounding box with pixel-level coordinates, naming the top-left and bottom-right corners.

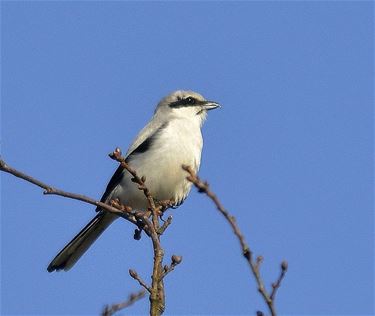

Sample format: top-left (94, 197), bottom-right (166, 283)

top-left (270, 261), bottom-right (288, 300)
top-left (158, 216), bottom-right (173, 235)
top-left (129, 269), bottom-right (151, 293)
top-left (182, 165), bottom-right (287, 316)
top-left (162, 255), bottom-right (182, 280)
top-left (102, 289), bottom-right (146, 316)
top-left (109, 148), bottom-right (158, 212)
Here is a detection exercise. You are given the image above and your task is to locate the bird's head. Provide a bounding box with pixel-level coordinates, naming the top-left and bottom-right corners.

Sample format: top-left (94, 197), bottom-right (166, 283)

top-left (155, 90), bottom-right (220, 126)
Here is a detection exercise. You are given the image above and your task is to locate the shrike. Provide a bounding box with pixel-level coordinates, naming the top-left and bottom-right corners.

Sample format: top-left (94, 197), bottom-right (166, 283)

top-left (47, 90), bottom-right (220, 272)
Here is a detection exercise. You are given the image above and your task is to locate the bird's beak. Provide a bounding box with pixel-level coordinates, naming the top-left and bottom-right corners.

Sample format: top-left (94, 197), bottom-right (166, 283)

top-left (201, 100), bottom-right (220, 111)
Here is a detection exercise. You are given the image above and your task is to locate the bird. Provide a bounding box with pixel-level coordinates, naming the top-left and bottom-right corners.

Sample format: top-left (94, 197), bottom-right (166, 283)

top-left (47, 90), bottom-right (220, 272)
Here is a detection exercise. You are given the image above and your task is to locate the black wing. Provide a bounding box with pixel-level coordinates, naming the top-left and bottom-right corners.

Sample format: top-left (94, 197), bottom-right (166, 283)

top-left (125, 122), bottom-right (168, 163)
top-left (97, 165), bottom-right (125, 208)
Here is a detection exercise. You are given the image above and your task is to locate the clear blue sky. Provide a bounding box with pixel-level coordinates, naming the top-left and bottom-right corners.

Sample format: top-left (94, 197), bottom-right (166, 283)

top-left (1, 1), bottom-right (374, 315)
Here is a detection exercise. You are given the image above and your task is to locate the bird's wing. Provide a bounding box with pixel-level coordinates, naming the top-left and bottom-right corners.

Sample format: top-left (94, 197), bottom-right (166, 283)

top-left (97, 118), bottom-right (166, 207)
top-left (125, 117), bottom-right (165, 158)
top-left (98, 165), bottom-right (124, 204)
top-left (125, 121), bottom-right (168, 162)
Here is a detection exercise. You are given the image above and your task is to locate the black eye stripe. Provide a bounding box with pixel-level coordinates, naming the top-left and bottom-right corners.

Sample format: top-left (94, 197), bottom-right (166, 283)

top-left (169, 96), bottom-right (201, 108)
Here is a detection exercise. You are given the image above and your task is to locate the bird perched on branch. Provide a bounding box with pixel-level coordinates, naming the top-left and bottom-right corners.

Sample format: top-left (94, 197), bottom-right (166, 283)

top-left (47, 90), bottom-right (220, 272)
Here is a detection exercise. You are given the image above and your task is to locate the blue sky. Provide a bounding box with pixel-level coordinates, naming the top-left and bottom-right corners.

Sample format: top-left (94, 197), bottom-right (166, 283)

top-left (1, 1), bottom-right (374, 315)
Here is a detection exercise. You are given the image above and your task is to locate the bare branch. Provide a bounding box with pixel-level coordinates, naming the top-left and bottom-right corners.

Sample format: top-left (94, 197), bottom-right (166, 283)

top-left (101, 289), bottom-right (146, 316)
top-left (270, 261), bottom-right (288, 301)
top-left (0, 159), bottom-right (138, 225)
top-left (182, 165), bottom-right (287, 316)
top-left (141, 215), bottom-right (165, 315)
top-left (109, 148), bottom-right (158, 212)
top-left (109, 149), bottom-right (169, 315)
top-left (182, 165), bottom-right (250, 258)
top-left (158, 215), bottom-right (173, 235)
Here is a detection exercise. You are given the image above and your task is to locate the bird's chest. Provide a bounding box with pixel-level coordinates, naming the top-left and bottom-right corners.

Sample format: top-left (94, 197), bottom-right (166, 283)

top-left (157, 121), bottom-right (203, 171)
top-left (131, 121), bottom-right (202, 202)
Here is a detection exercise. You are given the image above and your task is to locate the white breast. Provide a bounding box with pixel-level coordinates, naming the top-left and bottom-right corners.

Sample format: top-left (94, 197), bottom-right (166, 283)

top-left (115, 118), bottom-right (203, 210)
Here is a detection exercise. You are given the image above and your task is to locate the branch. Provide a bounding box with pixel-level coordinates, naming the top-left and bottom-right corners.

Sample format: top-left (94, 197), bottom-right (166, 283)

top-left (0, 159), bottom-right (138, 225)
top-left (101, 289), bottom-right (146, 316)
top-left (109, 148), bottom-right (169, 316)
top-left (141, 215), bottom-right (165, 315)
top-left (182, 165), bottom-right (287, 316)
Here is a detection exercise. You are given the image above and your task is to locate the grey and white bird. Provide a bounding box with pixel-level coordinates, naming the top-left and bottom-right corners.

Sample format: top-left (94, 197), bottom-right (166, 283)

top-left (47, 90), bottom-right (220, 272)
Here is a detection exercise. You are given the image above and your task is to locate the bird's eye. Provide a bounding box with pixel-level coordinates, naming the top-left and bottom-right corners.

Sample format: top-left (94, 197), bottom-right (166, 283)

top-left (185, 97), bottom-right (196, 105)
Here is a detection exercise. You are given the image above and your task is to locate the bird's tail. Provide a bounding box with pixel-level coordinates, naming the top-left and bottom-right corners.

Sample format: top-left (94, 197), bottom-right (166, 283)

top-left (47, 212), bottom-right (116, 272)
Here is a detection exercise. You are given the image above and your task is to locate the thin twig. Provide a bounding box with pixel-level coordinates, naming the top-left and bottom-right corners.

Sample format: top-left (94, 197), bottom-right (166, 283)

top-left (109, 148), bottom-right (158, 211)
top-left (102, 289), bottom-right (146, 316)
top-left (162, 255), bottom-right (182, 280)
top-left (158, 216), bottom-right (173, 235)
top-left (270, 261), bottom-right (288, 300)
top-left (129, 269), bottom-right (151, 293)
top-left (182, 165), bottom-right (287, 316)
